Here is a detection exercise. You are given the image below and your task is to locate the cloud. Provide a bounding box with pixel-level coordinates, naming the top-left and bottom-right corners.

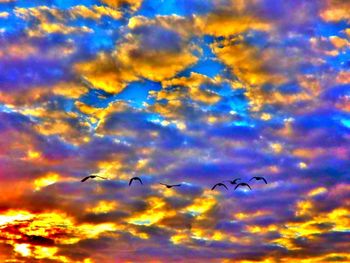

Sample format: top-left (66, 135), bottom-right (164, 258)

top-left (1, 0), bottom-right (350, 262)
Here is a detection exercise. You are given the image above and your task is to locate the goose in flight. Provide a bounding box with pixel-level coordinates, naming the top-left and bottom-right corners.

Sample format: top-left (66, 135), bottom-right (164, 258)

top-left (249, 176), bottom-right (267, 184)
top-left (234, 183), bottom-right (252, 190)
top-left (129, 177), bottom-right (143, 186)
top-left (81, 175), bottom-right (107, 182)
top-left (211, 183), bottom-right (228, 191)
top-left (159, 183), bottom-right (181, 188)
top-left (222, 178), bottom-right (241, 185)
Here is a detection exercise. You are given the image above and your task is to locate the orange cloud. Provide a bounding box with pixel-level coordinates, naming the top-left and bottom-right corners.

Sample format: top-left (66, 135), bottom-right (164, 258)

top-left (320, 0), bottom-right (350, 22)
top-left (100, 0), bottom-right (143, 11)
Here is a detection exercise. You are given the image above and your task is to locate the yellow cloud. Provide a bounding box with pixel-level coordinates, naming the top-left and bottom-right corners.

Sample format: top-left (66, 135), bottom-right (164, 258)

top-left (272, 193), bottom-right (350, 251)
top-left (27, 150), bottom-right (41, 160)
top-left (128, 197), bottom-right (176, 226)
top-left (70, 5), bottom-right (122, 20)
top-left (270, 142), bottom-right (283, 154)
top-left (52, 82), bottom-right (88, 99)
top-left (0, 11), bottom-right (9, 18)
top-left (75, 26), bottom-right (197, 94)
top-left (27, 22), bottom-right (92, 37)
top-left (213, 42), bottom-right (286, 87)
top-left (34, 172), bottom-right (60, 191)
top-left (330, 36), bottom-right (350, 49)
top-left (161, 73), bottom-right (221, 104)
top-left (115, 37), bottom-right (198, 82)
top-left (14, 244), bottom-right (31, 257)
top-left (86, 201), bottom-right (118, 214)
top-left (292, 148), bottom-right (325, 159)
top-left (211, 41), bottom-right (293, 110)
top-left (295, 200), bottom-right (314, 217)
top-left (100, 0), bottom-right (143, 11)
top-left (336, 71), bottom-right (350, 84)
top-left (74, 53), bottom-right (138, 93)
top-left (184, 194), bottom-right (216, 216)
top-left (195, 14), bottom-right (271, 37)
top-left (14, 5), bottom-right (124, 38)
top-left (308, 187), bottom-right (328, 197)
top-left (320, 0), bottom-right (350, 22)
top-left (15, 5), bottom-right (122, 22)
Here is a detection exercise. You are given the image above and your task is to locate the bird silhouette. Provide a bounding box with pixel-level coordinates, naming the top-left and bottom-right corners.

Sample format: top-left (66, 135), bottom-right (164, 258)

top-left (211, 183), bottom-right (228, 191)
top-left (81, 175), bottom-right (107, 182)
top-left (159, 183), bottom-right (181, 188)
top-left (234, 183), bottom-right (252, 190)
top-left (249, 176), bottom-right (267, 184)
top-left (129, 177), bottom-right (143, 186)
top-left (223, 178), bottom-right (241, 185)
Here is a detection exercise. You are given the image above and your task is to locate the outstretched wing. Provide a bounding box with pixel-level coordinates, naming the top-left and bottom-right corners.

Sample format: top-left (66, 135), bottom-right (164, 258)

top-left (211, 184), bottom-right (218, 190)
top-left (262, 178), bottom-right (267, 184)
top-left (81, 176), bottom-right (90, 182)
top-left (136, 177), bottom-right (143, 184)
top-left (245, 183), bottom-right (252, 190)
top-left (222, 184), bottom-right (228, 190)
top-left (249, 177), bottom-right (257, 182)
top-left (234, 184), bottom-right (241, 190)
top-left (173, 184), bottom-right (181, 187)
top-left (233, 178), bottom-right (241, 184)
top-left (129, 178), bottom-right (133, 186)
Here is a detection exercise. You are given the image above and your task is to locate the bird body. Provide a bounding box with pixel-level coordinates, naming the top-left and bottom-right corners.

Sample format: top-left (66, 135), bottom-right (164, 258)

top-left (249, 176), bottom-right (267, 184)
top-left (159, 183), bottom-right (181, 188)
top-left (234, 183), bottom-right (252, 190)
top-left (129, 177), bottom-right (143, 186)
top-left (223, 178), bottom-right (241, 185)
top-left (81, 175), bottom-right (107, 182)
top-left (211, 183), bottom-right (228, 191)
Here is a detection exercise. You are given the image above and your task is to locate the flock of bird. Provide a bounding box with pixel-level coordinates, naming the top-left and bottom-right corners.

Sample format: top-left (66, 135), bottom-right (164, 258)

top-left (80, 175), bottom-right (268, 191)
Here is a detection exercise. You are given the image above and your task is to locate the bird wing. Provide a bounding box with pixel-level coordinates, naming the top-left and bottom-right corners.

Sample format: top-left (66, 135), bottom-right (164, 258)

top-left (129, 178), bottom-right (133, 186)
top-left (97, 176), bottom-right (107, 179)
top-left (246, 184), bottom-right (252, 190)
top-left (159, 183), bottom-right (166, 186)
top-left (173, 184), bottom-right (181, 187)
top-left (249, 177), bottom-right (257, 181)
top-left (211, 184), bottom-right (218, 190)
top-left (262, 178), bottom-right (267, 184)
top-left (136, 177), bottom-right (143, 184)
top-left (81, 176), bottom-right (90, 182)
top-left (234, 184), bottom-right (240, 190)
top-left (233, 178), bottom-right (241, 183)
top-left (222, 184), bottom-right (228, 190)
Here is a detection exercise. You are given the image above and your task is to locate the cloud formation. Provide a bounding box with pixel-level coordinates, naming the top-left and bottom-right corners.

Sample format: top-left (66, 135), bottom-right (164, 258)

top-left (0, 0), bottom-right (349, 262)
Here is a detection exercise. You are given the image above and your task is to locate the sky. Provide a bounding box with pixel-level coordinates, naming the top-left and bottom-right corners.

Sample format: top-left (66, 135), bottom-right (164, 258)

top-left (0, 0), bottom-right (350, 262)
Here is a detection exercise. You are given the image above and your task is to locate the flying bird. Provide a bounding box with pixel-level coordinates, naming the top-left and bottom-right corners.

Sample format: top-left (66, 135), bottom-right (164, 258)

top-left (81, 175), bottom-right (107, 182)
top-left (223, 178), bottom-right (241, 185)
top-left (159, 183), bottom-right (181, 188)
top-left (211, 183), bottom-right (228, 191)
top-left (234, 183), bottom-right (252, 190)
top-left (129, 177), bottom-right (143, 186)
top-left (249, 176), bottom-right (267, 184)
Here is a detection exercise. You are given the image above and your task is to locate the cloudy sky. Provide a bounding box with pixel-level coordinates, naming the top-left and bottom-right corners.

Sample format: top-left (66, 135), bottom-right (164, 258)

top-left (0, 0), bottom-right (350, 262)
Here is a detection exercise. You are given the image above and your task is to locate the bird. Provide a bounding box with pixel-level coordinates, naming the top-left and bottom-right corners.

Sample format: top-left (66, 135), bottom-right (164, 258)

top-left (223, 178), bottom-right (241, 185)
top-left (129, 177), bottom-right (143, 186)
top-left (234, 183), bottom-right (252, 190)
top-left (81, 175), bottom-right (107, 182)
top-left (249, 176), bottom-right (267, 184)
top-left (211, 183), bottom-right (228, 191)
top-left (159, 183), bottom-right (181, 188)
